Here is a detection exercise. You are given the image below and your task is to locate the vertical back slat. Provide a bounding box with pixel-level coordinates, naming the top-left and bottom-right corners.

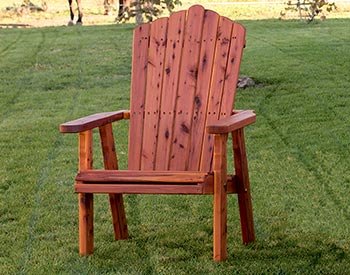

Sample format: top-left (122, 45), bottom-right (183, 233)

top-left (169, 5), bottom-right (205, 171)
top-left (155, 11), bottom-right (186, 170)
top-left (200, 17), bottom-right (234, 172)
top-left (128, 23), bottom-right (151, 170)
top-left (187, 10), bottom-right (220, 171)
top-left (140, 18), bottom-right (168, 170)
top-left (220, 23), bottom-right (246, 116)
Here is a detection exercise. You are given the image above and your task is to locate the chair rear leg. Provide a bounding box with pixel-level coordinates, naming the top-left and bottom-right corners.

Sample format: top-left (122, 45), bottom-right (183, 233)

top-left (99, 124), bottom-right (128, 240)
top-left (109, 194), bottom-right (128, 239)
top-left (232, 129), bottom-right (255, 244)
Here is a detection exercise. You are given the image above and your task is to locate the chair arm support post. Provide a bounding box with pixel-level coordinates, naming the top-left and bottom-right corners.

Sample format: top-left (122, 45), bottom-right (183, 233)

top-left (60, 110), bottom-right (130, 133)
top-left (79, 130), bottom-right (93, 171)
top-left (78, 130), bottom-right (94, 255)
top-left (213, 133), bottom-right (228, 261)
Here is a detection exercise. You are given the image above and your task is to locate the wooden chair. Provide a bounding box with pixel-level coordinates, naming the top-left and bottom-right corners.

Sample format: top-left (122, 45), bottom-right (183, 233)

top-left (60, 5), bottom-right (256, 261)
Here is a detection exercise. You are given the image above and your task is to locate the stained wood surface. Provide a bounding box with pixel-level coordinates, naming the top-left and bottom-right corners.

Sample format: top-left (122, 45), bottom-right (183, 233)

top-left (75, 183), bottom-right (204, 194)
top-left (187, 10), bottom-right (219, 171)
top-left (220, 23), bottom-right (246, 116)
top-left (78, 130), bottom-right (94, 255)
top-left (232, 128), bottom-right (255, 244)
top-left (168, 6), bottom-right (205, 171)
top-left (75, 175), bottom-right (238, 195)
top-left (155, 10), bottom-right (186, 170)
top-left (61, 5), bottom-right (254, 262)
top-left (99, 124), bottom-right (128, 240)
top-left (128, 5), bottom-right (247, 173)
top-left (213, 133), bottom-right (228, 261)
top-left (128, 23), bottom-right (151, 170)
top-left (77, 170), bottom-right (210, 183)
top-left (60, 111), bottom-right (128, 133)
top-left (79, 131), bottom-right (93, 171)
top-left (75, 171), bottom-right (238, 194)
top-left (206, 110), bottom-right (256, 134)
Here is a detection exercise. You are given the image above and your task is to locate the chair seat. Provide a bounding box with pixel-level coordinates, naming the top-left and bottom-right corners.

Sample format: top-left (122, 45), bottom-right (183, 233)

top-left (75, 170), bottom-right (237, 194)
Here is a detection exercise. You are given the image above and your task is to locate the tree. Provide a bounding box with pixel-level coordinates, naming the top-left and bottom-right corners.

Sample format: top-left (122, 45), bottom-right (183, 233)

top-left (281, 0), bottom-right (336, 22)
top-left (117, 0), bottom-right (182, 24)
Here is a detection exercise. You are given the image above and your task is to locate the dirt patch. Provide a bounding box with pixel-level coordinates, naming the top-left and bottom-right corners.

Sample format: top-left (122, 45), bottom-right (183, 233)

top-left (0, 3), bottom-right (120, 29)
top-left (0, 13), bottom-right (119, 28)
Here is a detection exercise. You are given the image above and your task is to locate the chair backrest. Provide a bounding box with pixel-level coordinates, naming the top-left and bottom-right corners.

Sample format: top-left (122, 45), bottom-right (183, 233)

top-left (128, 5), bottom-right (246, 172)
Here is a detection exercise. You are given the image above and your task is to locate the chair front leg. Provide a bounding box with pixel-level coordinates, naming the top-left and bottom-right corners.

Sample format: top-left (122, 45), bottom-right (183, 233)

top-left (79, 193), bottom-right (94, 254)
top-left (99, 124), bottom-right (128, 240)
top-left (213, 133), bottom-right (228, 262)
top-left (232, 128), bottom-right (255, 244)
top-left (78, 130), bottom-right (94, 255)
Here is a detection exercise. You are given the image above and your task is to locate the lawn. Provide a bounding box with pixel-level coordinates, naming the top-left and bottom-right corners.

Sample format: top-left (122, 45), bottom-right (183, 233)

top-left (0, 15), bottom-right (350, 275)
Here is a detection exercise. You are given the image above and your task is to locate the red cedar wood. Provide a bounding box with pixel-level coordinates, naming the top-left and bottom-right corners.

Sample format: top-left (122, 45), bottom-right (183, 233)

top-left (207, 110), bottom-right (256, 134)
top-left (75, 174), bottom-right (237, 194)
top-left (232, 128), bottom-right (255, 244)
top-left (128, 23), bottom-right (151, 170)
top-left (141, 18), bottom-right (168, 170)
top-left (155, 10), bottom-right (186, 170)
top-left (75, 183), bottom-right (204, 194)
top-left (99, 124), bottom-right (128, 239)
top-left (60, 5), bottom-right (255, 262)
top-left (169, 5), bottom-right (205, 171)
top-left (60, 111), bottom-right (127, 133)
top-left (220, 23), bottom-right (246, 116)
top-left (77, 170), bottom-right (209, 182)
top-left (78, 130), bottom-right (94, 255)
top-left (213, 133), bottom-right (228, 261)
top-left (200, 17), bottom-right (234, 172)
top-left (187, 10), bottom-right (220, 171)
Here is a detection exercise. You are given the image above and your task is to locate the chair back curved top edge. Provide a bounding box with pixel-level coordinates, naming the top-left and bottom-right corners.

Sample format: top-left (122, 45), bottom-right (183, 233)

top-left (128, 5), bottom-right (246, 172)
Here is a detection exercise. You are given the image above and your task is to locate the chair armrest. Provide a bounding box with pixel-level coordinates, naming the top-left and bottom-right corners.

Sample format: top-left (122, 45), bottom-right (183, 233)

top-left (60, 110), bottom-right (130, 133)
top-left (206, 110), bottom-right (256, 134)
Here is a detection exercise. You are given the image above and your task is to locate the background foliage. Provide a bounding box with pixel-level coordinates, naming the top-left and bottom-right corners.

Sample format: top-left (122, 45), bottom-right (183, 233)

top-left (282, 0), bottom-right (337, 21)
top-left (118, 0), bottom-right (182, 23)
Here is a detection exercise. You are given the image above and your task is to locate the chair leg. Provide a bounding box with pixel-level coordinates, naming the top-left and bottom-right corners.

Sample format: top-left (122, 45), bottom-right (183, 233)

top-left (79, 193), bottom-right (94, 254)
top-left (109, 194), bottom-right (128, 239)
top-left (213, 134), bottom-right (228, 261)
top-left (232, 129), bottom-right (255, 244)
top-left (99, 124), bottom-right (128, 240)
top-left (78, 131), bottom-right (94, 254)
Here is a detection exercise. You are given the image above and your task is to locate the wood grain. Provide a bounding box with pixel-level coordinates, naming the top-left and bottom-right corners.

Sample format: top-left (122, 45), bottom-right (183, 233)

top-left (60, 111), bottom-right (128, 133)
top-left (129, 23), bottom-right (151, 170)
top-left (78, 130), bottom-right (94, 255)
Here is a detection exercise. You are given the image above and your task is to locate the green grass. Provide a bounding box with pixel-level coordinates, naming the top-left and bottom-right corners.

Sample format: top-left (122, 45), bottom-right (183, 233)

top-left (1, 18), bottom-right (350, 274)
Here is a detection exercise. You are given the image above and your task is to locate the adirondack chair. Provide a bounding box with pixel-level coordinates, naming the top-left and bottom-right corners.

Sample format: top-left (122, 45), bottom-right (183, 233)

top-left (60, 5), bottom-right (256, 261)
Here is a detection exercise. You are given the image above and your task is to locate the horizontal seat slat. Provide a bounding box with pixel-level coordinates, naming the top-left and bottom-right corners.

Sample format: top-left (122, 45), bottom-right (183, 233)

top-left (76, 170), bottom-right (211, 183)
top-left (75, 172), bottom-right (237, 195)
top-left (75, 183), bottom-right (205, 194)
